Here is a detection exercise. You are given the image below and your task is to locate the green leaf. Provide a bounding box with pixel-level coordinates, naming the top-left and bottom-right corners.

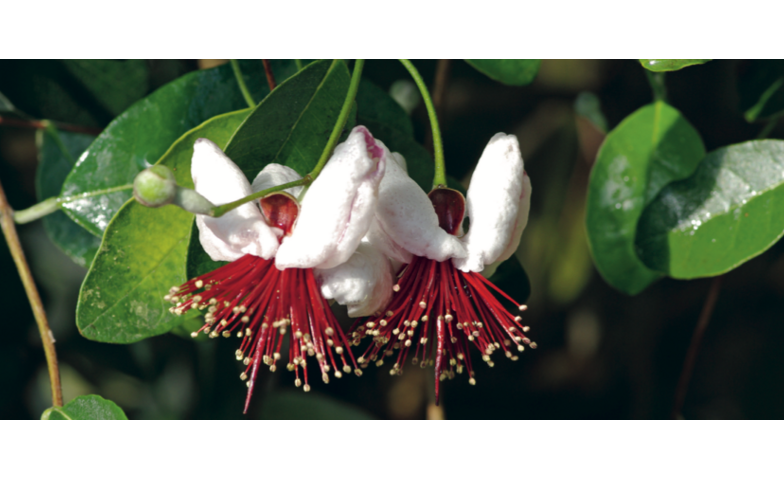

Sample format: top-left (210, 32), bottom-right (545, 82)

top-left (41, 394), bottom-right (127, 420)
top-left (186, 219), bottom-right (226, 280)
top-left (60, 60), bottom-right (151, 118)
top-left (636, 140), bottom-right (784, 278)
top-left (258, 390), bottom-right (374, 419)
top-left (223, 59), bottom-right (353, 178)
top-left (187, 60), bottom-right (354, 278)
top-left (574, 91), bottom-right (608, 133)
top-left (35, 129), bottom-right (101, 267)
top-left (465, 59), bottom-right (541, 86)
top-left (356, 79), bottom-right (414, 137)
top-left (586, 102), bottom-right (706, 294)
top-left (60, 60), bottom-right (292, 237)
top-left (639, 59), bottom-right (711, 72)
top-left (77, 110), bottom-right (250, 343)
top-left (738, 60), bottom-right (784, 122)
top-left (0, 90), bottom-right (18, 113)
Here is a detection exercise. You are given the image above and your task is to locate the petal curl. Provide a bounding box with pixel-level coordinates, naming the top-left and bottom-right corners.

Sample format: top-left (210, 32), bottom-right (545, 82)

top-left (191, 138), bottom-right (279, 261)
top-left (251, 163), bottom-right (304, 198)
top-left (454, 133), bottom-right (528, 272)
top-left (275, 126), bottom-right (385, 270)
top-left (372, 146), bottom-right (466, 262)
top-left (316, 240), bottom-right (394, 318)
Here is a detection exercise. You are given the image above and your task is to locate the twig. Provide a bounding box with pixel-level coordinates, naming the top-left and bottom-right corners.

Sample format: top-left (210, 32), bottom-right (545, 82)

top-left (0, 178), bottom-right (63, 407)
top-left (0, 115), bottom-right (102, 136)
top-left (262, 59), bottom-right (277, 91)
top-left (432, 59), bottom-right (452, 120)
top-left (671, 275), bottom-right (723, 419)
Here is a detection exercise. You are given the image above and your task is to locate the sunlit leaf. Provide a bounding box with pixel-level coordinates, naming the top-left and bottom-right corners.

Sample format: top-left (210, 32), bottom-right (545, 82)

top-left (586, 102), bottom-right (705, 294)
top-left (637, 140), bottom-right (784, 278)
top-left (41, 394), bottom-right (127, 420)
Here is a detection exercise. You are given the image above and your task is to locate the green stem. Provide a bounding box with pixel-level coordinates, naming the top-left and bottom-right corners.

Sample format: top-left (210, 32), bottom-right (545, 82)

top-left (210, 179), bottom-right (308, 218)
top-left (14, 184), bottom-right (133, 224)
top-left (295, 59), bottom-right (305, 71)
top-left (399, 59), bottom-right (446, 189)
top-left (308, 59), bottom-right (365, 180)
top-left (230, 60), bottom-right (256, 109)
top-left (645, 69), bottom-right (667, 103)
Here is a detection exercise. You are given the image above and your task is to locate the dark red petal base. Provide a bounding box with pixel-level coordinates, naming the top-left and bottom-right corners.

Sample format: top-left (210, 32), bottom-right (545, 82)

top-left (167, 254), bottom-right (358, 413)
top-left (350, 255), bottom-right (535, 404)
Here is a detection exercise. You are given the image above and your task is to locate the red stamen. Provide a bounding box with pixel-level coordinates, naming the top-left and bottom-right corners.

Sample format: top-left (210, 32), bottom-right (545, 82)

top-left (349, 255), bottom-right (535, 405)
top-left (166, 254), bottom-right (359, 413)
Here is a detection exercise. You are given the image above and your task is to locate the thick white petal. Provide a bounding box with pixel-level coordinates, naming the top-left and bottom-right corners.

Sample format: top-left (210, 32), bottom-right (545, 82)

top-left (275, 126), bottom-right (385, 270)
top-left (316, 240), bottom-right (394, 318)
top-left (364, 218), bottom-right (413, 265)
top-left (454, 133), bottom-right (528, 273)
top-left (251, 163), bottom-right (304, 198)
top-left (191, 138), bottom-right (279, 261)
top-left (372, 146), bottom-right (466, 262)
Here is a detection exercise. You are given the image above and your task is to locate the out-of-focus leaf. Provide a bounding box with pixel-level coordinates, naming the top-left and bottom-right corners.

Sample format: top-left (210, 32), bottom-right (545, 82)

top-left (35, 129), bottom-right (100, 267)
top-left (586, 102), bottom-right (705, 295)
top-left (488, 254), bottom-right (531, 305)
top-left (574, 91), bottom-right (608, 133)
top-left (188, 60), bottom-right (354, 278)
top-left (60, 60), bottom-right (150, 118)
top-left (639, 59), bottom-right (711, 72)
top-left (465, 59), bottom-right (541, 86)
top-left (60, 60), bottom-right (294, 237)
top-left (41, 394), bottom-right (127, 420)
top-left (76, 110), bottom-right (249, 343)
top-left (258, 390), bottom-right (374, 419)
top-left (738, 60), bottom-right (784, 122)
top-left (0, 90), bottom-right (18, 113)
top-left (637, 140), bottom-right (784, 278)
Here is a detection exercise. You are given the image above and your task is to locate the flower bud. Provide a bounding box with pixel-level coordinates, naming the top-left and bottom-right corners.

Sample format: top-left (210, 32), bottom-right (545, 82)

top-left (134, 165), bottom-right (177, 207)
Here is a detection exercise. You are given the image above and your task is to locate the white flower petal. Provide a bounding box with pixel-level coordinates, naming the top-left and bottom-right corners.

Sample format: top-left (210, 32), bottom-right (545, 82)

top-left (372, 146), bottom-right (466, 262)
top-left (191, 138), bottom-right (279, 261)
top-left (251, 163), bottom-right (304, 198)
top-left (454, 133), bottom-right (528, 273)
top-left (364, 218), bottom-right (413, 265)
top-left (275, 126), bottom-right (385, 270)
top-left (316, 240), bottom-right (394, 318)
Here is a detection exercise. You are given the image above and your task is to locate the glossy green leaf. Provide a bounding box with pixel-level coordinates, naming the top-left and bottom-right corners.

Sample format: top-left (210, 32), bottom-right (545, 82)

top-left (259, 390), bottom-right (373, 419)
top-left (61, 60), bottom-right (150, 118)
top-left (60, 60), bottom-right (293, 237)
top-left (35, 129), bottom-right (101, 267)
top-left (186, 219), bottom-right (226, 281)
top-left (639, 59), bottom-right (711, 72)
top-left (187, 60), bottom-right (354, 278)
top-left (41, 394), bottom-right (127, 420)
top-left (223, 59), bottom-right (353, 178)
top-left (738, 60), bottom-right (784, 122)
top-left (465, 59), bottom-right (541, 86)
top-left (356, 79), bottom-right (414, 138)
top-left (636, 140), bottom-right (784, 278)
top-left (586, 102), bottom-right (706, 294)
top-left (77, 110), bottom-right (250, 343)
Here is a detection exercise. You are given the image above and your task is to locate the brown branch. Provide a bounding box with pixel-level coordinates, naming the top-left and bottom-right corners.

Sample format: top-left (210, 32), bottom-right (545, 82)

top-left (262, 60), bottom-right (276, 91)
top-left (0, 178), bottom-right (63, 407)
top-left (0, 115), bottom-right (102, 136)
top-left (671, 276), bottom-right (723, 419)
top-left (425, 59), bottom-right (452, 155)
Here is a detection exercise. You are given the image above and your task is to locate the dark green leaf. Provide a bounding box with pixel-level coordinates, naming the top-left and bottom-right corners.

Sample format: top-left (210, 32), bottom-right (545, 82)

top-left (187, 59), bottom-right (354, 278)
top-left (77, 110), bottom-right (250, 343)
top-left (356, 79), bottom-right (413, 138)
top-left (637, 140), bottom-right (784, 278)
top-left (60, 60), bottom-right (150, 118)
top-left (738, 60), bottom-right (784, 122)
top-left (465, 60), bottom-right (541, 86)
top-left (224, 59), bottom-right (353, 177)
top-left (586, 102), bottom-right (706, 294)
top-left (60, 60), bottom-right (294, 236)
top-left (41, 394), bottom-right (127, 420)
top-left (35, 129), bottom-right (101, 267)
top-left (639, 59), bottom-right (711, 72)
top-left (259, 390), bottom-right (374, 419)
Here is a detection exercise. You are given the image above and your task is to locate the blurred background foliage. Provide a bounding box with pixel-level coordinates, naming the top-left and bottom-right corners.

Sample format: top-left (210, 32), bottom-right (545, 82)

top-left (2, 59), bottom-right (784, 419)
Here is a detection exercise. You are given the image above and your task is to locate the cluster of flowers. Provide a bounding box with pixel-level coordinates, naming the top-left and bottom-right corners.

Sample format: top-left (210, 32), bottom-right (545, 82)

top-left (166, 126), bottom-right (534, 411)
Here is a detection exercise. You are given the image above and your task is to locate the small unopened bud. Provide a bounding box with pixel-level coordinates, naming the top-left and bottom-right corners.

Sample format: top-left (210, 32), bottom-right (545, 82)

top-left (133, 165), bottom-right (177, 207)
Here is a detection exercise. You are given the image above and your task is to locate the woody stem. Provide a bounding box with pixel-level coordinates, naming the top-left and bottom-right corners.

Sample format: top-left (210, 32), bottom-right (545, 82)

top-left (399, 59), bottom-right (446, 189)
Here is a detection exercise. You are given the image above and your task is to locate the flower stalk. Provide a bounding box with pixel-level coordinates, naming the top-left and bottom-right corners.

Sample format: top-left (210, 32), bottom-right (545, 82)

top-left (0, 178), bottom-right (63, 407)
